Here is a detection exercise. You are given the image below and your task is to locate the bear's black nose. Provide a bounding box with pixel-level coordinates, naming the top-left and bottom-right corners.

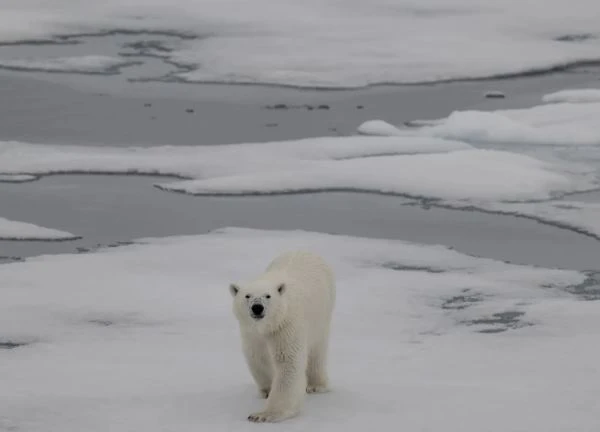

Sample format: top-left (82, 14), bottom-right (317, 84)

top-left (251, 303), bottom-right (264, 316)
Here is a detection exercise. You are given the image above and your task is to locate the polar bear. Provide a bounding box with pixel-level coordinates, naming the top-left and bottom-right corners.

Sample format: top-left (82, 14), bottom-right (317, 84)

top-left (229, 250), bottom-right (336, 423)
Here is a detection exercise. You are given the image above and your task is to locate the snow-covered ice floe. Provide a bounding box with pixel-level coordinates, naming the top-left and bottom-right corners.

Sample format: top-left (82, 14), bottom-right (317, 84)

top-left (3, 1), bottom-right (600, 87)
top-left (0, 217), bottom-right (78, 241)
top-left (0, 174), bottom-right (38, 183)
top-left (357, 120), bottom-right (405, 137)
top-left (356, 88), bottom-right (600, 238)
top-left (0, 227), bottom-right (597, 431)
top-left (0, 56), bottom-right (136, 75)
top-left (542, 88), bottom-right (600, 104)
top-left (0, 137), bottom-right (593, 202)
top-left (358, 88), bottom-right (600, 147)
top-left (160, 150), bottom-right (584, 201)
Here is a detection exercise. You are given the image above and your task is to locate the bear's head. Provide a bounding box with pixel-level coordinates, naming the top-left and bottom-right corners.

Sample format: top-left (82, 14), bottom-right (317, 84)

top-left (229, 280), bottom-right (288, 334)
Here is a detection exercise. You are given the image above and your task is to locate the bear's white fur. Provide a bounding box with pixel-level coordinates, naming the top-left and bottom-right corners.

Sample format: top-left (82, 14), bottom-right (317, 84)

top-left (229, 251), bottom-right (336, 423)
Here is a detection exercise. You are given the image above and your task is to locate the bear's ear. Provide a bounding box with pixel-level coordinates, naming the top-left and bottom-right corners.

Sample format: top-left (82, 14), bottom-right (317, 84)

top-left (277, 283), bottom-right (286, 295)
top-left (229, 284), bottom-right (240, 297)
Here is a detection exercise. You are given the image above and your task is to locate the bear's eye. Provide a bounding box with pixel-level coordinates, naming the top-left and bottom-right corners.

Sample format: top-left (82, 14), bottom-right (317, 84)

top-left (265, 295), bottom-right (271, 299)
top-left (245, 294), bottom-right (251, 299)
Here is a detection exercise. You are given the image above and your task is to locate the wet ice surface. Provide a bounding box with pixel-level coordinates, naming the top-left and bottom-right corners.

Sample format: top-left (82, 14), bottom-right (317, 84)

top-left (2, 175), bottom-right (600, 271)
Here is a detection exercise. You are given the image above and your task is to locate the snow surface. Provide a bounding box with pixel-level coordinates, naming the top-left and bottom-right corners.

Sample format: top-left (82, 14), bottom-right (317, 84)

top-left (0, 56), bottom-right (135, 74)
top-left (0, 227), bottom-right (597, 432)
top-left (0, 138), bottom-right (591, 202)
top-left (542, 88), bottom-right (600, 104)
top-left (0, 216), bottom-right (78, 240)
top-left (359, 93), bottom-right (600, 146)
top-left (2, 1), bottom-right (600, 87)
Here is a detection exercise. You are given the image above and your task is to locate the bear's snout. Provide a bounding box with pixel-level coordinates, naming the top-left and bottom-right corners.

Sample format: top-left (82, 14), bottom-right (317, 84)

top-left (251, 303), bottom-right (265, 318)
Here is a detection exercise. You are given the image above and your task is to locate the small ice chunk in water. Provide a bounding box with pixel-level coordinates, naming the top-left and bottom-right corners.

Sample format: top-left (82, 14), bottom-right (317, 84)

top-left (0, 217), bottom-right (78, 240)
top-left (484, 91), bottom-right (506, 99)
top-left (357, 120), bottom-right (404, 136)
top-left (0, 174), bottom-right (37, 183)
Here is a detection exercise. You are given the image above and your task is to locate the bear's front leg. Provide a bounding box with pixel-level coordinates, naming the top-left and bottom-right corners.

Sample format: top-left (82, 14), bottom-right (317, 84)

top-left (248, 330), bottom-right (307, 423)
top-left (241, 331), bottom-right (273, 399)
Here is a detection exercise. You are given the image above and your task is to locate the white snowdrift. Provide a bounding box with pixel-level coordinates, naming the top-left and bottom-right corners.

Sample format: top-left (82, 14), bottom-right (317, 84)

top-left (0, 227), bottom-right (596, 432)
top-left (0, 138), bottom-right (590, 202)
top-left (0, 216), bottom-right (78, 240)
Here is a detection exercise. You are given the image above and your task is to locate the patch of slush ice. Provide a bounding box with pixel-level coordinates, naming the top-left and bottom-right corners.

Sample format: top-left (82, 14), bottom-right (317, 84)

top-left (2, 1), bottom-right (600, 87)
top-left (0, 138), bottom-right (591, 202)
top-left (0, 227), bottom-right (597, 431)
top-left (0, 55), bottom-right (137, 74)
top-left (0, 174), bottom-right (38, 183)
top-left (542, 88), bottom-right (600, 103)
top-left (0, 217), bottom-right (78, 241)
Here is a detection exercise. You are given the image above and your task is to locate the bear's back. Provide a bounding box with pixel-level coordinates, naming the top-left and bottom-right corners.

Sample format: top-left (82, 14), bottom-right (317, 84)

top-left (266, 251), bottom-right (334, 294)
top-left (265, 251), bottom-right (335, 336)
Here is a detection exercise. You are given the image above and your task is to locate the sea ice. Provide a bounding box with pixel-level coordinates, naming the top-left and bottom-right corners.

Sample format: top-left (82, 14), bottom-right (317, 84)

top-left (357, 120), bottom-right (404, 137)
top-left (458, 200), bottom-right (600, 241)
top-left (0, 138), bottom-right (590, 202)
top-left (0, 56), bottom-right (135, 74)
top-left (157, 149), bottom-right (583, 201)
top-left (0, 174), bottom-right (38, 183)
top-left (542, 88), bottom-right (600, 104)
top-left (356, 91), bottom-right (600, 236)
top-left (0, 227), bottom-right (596, 432)
top-left (359, 95), bottom-right (600, 146)
top-left (2, 1), bottom-right (600, 87)
top-left (0, 216), bottom-right (78, 240)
